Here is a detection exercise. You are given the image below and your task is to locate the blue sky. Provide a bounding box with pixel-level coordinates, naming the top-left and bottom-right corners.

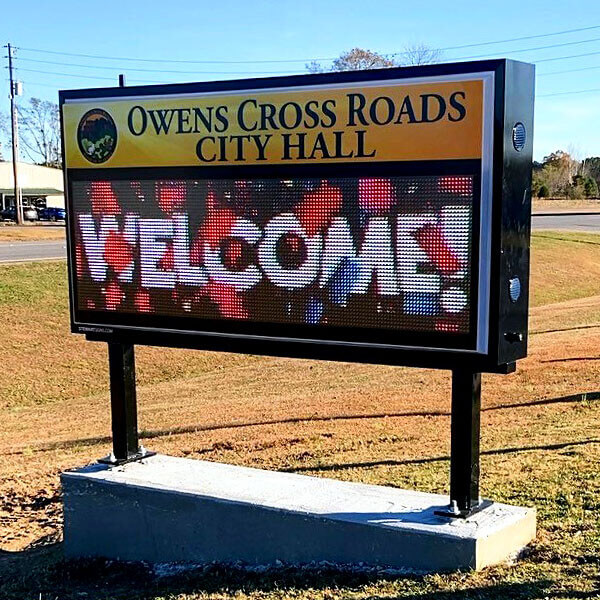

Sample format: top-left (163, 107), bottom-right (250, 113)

top-left (1, 0), bottom-right (600, 161)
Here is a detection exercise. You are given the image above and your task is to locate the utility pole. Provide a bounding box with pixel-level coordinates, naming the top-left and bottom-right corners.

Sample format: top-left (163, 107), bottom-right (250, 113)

top-left (7, 43), bottom-right (23, 225)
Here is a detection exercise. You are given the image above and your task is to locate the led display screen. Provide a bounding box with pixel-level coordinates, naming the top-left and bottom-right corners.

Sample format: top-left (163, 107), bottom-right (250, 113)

top-left (71, 175), bottom-right (477, 342)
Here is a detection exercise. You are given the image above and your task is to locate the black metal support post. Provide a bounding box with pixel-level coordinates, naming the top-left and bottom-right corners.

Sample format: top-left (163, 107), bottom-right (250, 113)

top-left (450, 370), bottom-right (481, 511)
top-left (435, 370), bottom-right (491, 519)
top-left (99, 342), bottom-right (154, 465)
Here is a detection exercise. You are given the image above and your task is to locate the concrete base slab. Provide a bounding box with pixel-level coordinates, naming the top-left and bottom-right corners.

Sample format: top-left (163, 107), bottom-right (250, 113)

top-left (62, 454), bottom-right (535, 572)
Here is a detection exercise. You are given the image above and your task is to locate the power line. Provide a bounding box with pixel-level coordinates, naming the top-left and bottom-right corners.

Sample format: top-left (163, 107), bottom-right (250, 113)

top-left (538, 64), bottom-right (600, 76)
top-left (536, 49), bottom-right (600, 62)
top-left (8, 67), bottom-right (169, 84)
top-left (11, 24), bottom-right (600, 65)
top-left (538, 87), bottom-right (600, 97)
top-left (8, 57), bottom-right (300, 75)
top-left (9, 37), bottom-right (600, 78)
top-left (9, 39), bottom-right (600, 95)
top-left (5, 79), bottom-right (64, 89)
top-left (450, 36), bottom-right (600, 61)
top-left (12, 46), bottom-right (333, 65)
top-left (404, 24), bottom-right (600, 53)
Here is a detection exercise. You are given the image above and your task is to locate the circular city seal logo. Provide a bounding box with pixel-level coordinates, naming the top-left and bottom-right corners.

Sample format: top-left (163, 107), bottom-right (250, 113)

top-left (77, 109), bottom-right (117, 163)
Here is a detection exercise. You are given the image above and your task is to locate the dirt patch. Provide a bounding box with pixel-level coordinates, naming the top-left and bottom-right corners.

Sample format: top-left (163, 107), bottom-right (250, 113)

top-left (0, 224), bottom-right (66, 242)
top-left (533, 198), bottom-right (600, 213)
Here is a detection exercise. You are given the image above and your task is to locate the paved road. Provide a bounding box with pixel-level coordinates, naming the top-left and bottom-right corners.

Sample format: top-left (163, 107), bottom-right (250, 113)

top-left (0, 213), bottom-right (598, 263)
top-left (531, 212), bottom-right (600, 233)
top-left (0, 240), bottom-right (67, 263)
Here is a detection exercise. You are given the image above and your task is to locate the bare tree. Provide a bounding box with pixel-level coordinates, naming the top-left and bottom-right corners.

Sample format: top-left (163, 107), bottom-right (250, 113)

top-left (307, 48), bottom-right (397, 73)
top-left (401, 43), bottom-right (443, 66)
top-left (17, 98), bottom-right (62, 168)
top-left (307, 45), bottom-right (442, 74)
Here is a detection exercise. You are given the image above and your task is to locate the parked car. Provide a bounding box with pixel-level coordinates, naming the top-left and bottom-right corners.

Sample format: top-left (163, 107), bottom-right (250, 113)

top-left (39, 207), bottom-right (66, 222)
top-left (0, 206), bottom-right (39, 221)
top-left (24, 206), bottom-right (39, 221)
top-left (0, 207), bottom-right (14, 221)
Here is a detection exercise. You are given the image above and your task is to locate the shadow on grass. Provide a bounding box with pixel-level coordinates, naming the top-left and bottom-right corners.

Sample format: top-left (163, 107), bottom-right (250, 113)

top-left (6, 391), bottom-right (600, 458)
top-left (286, 437), bottom-right (600, 473)
top-left (0, 540), bottom-right (580, 600)
top-left (541, 356), bottom-right (600, 363)
top-left (532, 324), bottom-right (600, 335)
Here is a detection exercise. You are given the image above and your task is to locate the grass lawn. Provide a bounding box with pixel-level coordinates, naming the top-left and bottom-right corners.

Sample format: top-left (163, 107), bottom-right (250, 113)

top-left (1, 232), bottom-right (600, 599)
top-left (530, 231), bottom-right (600, 307)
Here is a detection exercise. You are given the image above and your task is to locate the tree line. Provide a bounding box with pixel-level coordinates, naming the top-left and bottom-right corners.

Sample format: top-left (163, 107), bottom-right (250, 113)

top-left (533, 151), bottom-right (599, 199)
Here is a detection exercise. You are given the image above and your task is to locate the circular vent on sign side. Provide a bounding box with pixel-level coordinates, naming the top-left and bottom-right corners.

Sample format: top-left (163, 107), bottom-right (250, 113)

top-left (512, 122), bottom-right (526, 152)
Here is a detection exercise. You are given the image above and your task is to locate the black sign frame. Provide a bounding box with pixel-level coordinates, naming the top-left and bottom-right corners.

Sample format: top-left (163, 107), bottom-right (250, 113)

top-left (60, 58), bottom-right (534, 374)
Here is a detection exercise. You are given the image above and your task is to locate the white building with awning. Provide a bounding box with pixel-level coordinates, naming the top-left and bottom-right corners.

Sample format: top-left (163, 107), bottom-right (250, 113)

top-left (0, 161), bottom-right (64, 210)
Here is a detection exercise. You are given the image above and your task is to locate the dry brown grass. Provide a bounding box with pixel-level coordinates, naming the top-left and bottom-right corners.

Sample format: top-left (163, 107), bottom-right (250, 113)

top-left (1, 232), bottom-right (600, 598)
top-left (0, 224), bottom-right (66, 241)
top-left (533, 197), bottom-right (600, 213)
